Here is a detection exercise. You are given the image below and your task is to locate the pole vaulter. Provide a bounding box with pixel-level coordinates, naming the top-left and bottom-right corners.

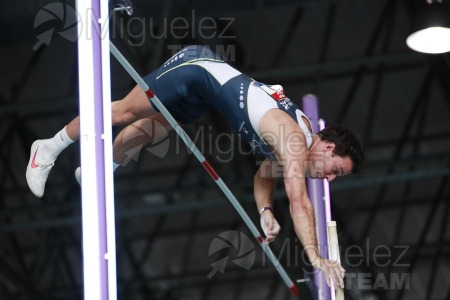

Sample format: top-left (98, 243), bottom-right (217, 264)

top-left (109, 41), bottom-right (300, 296)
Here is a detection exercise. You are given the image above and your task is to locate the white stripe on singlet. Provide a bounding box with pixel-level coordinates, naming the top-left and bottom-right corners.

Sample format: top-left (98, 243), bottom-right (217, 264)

top-left (247, 83), bottom-right (313, 149)
top-left (189, 60), bottom-right (242, 85)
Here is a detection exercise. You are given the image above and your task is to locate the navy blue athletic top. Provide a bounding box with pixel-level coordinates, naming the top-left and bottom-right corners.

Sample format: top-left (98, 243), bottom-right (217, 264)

top-left (143, 45), bottom-right (311, 159)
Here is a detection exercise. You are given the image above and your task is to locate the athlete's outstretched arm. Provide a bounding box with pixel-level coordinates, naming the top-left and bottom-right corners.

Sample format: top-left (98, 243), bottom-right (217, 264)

top-left (259, 109), bottom-right (345, 289)
top-left (254, 158), bottom-right (281, 243)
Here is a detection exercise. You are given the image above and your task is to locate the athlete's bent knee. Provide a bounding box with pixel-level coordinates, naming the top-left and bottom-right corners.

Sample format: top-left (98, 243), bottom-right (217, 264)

top-left (112, 101), bottom-right (137, 125)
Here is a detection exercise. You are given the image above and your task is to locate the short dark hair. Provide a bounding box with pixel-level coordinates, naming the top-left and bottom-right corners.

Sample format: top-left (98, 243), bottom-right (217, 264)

top-left (318, 125), bottom-right (365, 173)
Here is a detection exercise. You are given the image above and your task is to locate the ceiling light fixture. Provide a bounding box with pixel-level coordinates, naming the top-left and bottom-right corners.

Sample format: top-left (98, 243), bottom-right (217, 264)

top-left (406, 1), bottom-right (450, 54)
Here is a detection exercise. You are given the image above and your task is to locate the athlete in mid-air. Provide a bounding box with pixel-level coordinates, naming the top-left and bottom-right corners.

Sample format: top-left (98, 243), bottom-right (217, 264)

top-left (26, 45), bottom-right (364, 289)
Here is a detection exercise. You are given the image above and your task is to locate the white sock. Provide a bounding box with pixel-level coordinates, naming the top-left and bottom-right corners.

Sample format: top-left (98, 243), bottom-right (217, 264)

top-left (41, 126), bottom-right (75, 161)
top-left (55, 126), bottom-right (74, 148)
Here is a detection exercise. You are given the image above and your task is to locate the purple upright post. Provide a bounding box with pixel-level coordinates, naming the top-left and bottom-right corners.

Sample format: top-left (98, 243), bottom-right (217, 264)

top-left (93, 0), bottom-right (108, 297)
top-left (77, 0), bottom-right (116, 299)
top-left (302, 95), bottom-right (331, 300)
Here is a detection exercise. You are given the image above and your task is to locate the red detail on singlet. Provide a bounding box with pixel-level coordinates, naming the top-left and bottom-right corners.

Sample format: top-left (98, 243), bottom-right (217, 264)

top-left (271, 89), bottom-right (287, 101)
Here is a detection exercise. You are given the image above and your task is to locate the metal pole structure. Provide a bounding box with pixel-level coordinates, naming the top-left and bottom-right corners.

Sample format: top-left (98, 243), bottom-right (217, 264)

top-left (321, 118), bottom-right (344, 300)
top-left (77, 0), bottom-right (116, 299)
top-left (302, 95), bottom-right (330, 300)
top-left (108, 41), bottom-right (299, 296)
top-left (320, 119), bottom-right (333, 227)
top-left (327, 221), bottom-right (344, 300)
top-left (320, 119), bottom-right (336, 300)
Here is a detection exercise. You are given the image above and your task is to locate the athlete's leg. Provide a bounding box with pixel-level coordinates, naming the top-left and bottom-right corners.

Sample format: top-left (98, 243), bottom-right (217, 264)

top-left (28, 46), bottom-right (212, 197)
top-left (66, 85), bottom-right (156, 140)
top-left (26, 85), bottom-right (156, 198)
top-left (74, 114), bottom-right (172, 184)
top-left (113, 113), bottom-right (172, 165)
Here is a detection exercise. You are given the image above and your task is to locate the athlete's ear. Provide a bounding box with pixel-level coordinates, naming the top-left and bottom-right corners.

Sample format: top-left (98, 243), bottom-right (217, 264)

top-left (326, 142), bottom-right (335, 152)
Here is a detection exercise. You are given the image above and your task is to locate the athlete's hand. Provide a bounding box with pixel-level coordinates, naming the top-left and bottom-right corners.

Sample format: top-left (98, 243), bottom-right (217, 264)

top-left (260, 210), bottom-right (281, 243)
top-left (313, 257), bottom-right (346, 289)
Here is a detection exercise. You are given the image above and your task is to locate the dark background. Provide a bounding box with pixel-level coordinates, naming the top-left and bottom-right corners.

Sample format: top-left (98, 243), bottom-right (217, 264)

top-left (0, 0), bottom-right (449, 299)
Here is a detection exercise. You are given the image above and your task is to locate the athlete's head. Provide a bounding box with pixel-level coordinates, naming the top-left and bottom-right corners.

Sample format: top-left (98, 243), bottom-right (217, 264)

top-left (307, 125), bottom-right (365, 181)
top-left (318, 125), bottom-right (365, 172)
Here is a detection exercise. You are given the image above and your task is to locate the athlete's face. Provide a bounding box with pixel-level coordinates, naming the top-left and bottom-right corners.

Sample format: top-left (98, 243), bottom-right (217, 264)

top-left (307, 142), bottom-right (353, 182)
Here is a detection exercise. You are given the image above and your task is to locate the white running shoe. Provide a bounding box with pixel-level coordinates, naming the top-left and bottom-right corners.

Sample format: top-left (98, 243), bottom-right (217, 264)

top-left (75, 167), bottom-right (81, 185)
top-left (25, 140), bottom-right (55, 198)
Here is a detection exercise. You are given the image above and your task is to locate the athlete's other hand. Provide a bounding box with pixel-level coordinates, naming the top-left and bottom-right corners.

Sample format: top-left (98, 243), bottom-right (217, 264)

top-left (260, 210), bottom-right (281, 243)
top-left (313, 257), bottom-right (346, 289)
